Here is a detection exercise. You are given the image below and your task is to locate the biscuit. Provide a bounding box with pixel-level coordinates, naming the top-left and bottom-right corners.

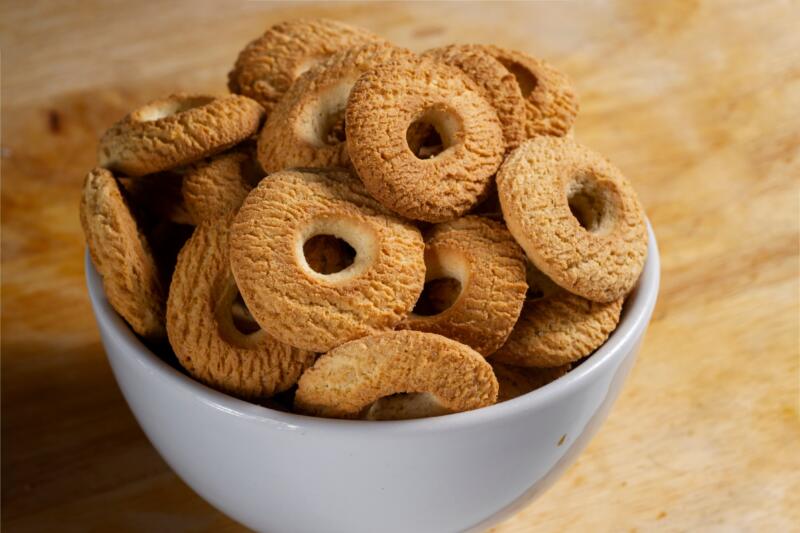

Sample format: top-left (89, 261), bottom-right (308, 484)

top-left (491, 263), bottom-right (623, 367)
top-left (257, 43), bottom-right (414, 173)
top-left (398, 216), bottom-right (527, 356)
top-left (80, 168), bottom-right (165, 339)
top-left (228, 19), bottom-right (384, 113)
top-left (294, 331), bottom-right (498, 418)
top-left (481, 45), bottom-right (578, 138)
top-left (497, 136), bottom-right (648, 302)
top-left (182, 143), bottom-right (264, 222)
top-left (422, 44), bottom-right (526, 151)
top-left (346, 56), bottom-right (505, 222)
top-left (98, 93), bottom-right (265, 176)
top-left (229, 168), bottom-right (426, 352)
top-left (492, 361), bottom-right (570, 402)
top-left (167, 216), bottom-right (316, 399)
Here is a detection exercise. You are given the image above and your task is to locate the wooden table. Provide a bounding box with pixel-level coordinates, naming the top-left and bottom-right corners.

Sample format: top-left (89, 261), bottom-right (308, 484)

top-left (2, 1), bottom-right (798, 531)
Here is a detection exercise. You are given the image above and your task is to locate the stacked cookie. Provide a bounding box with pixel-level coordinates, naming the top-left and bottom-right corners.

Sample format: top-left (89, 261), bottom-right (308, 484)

top-left (81, 19), bottom-right (648, 420)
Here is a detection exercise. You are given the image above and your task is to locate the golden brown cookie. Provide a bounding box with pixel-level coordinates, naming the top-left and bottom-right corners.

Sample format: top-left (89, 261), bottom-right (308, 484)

top-left (294, 331), bottom-right (498, 419)
top-left (257, 43), bottom-right (414, 173)
top-left (492, 361), bottom-right (570, 402)
top-left (80, 168), bottom-right (165, 339)
top-left (481, 45), bottom-right (578, 138)
top-left (98, 93), bottom-right (265, 177)
top-left (167, 217), bottom-right (316, 399)
top-left (422, 44), bottom-right (526, 152)
top-left (228, 19), bottom-right (384, 113)
top-left (398, 216), bottom-right (527, 356)
top-left (491, 263), bottom-right (623, 367)
top-left (119, 171), bottom-right (194, 226)
top-left (182, 144), bottom-right (264, 222)
top-left (229, 168), bottom-right (426, 352)
top-left (497, 136), bottom-right (648, 302)
top-left (346, 56), bottom-right (505, 222)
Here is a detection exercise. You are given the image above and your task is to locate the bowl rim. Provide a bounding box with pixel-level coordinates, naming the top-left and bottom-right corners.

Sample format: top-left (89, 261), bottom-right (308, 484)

top-left (86, 223), bottom-right (660, 433)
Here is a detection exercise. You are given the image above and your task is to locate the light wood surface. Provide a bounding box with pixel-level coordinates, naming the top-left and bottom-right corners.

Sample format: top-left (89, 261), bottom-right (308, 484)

top-left (2, 1), bottom-right (799, 531)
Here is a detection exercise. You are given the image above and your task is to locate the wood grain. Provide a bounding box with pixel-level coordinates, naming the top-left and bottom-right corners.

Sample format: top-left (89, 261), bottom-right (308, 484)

top-left (2, 1), bottom-right (799, 531)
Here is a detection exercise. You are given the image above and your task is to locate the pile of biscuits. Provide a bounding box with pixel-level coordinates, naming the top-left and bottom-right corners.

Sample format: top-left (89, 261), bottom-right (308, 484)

top-left (81, 19), bottom-right (648, 420)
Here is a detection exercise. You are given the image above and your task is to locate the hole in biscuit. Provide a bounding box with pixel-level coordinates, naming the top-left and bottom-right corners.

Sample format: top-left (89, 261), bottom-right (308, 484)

top-left (413, 277), bottom-right (462, 316)
top-left (321, 108), bottom-right (347, 145)
top-left (231, 291), bottom-right (261, 335)
top-left (364, 392), bottom-right (451, 420)
top-left (568, 177), bottom-right (611, 233)
top-left (498, 59), bottom-right (538, 98)
top-left (406, 106), bottom-right (461, 160)
top-left (136, 95), bottom-right (215, 122)
top-left (303, 234), bottom-right (356, 275)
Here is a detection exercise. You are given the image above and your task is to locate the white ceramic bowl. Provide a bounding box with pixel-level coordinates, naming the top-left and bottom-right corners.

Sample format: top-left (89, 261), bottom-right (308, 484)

top-left (86, 225), bottom-right (659, 533)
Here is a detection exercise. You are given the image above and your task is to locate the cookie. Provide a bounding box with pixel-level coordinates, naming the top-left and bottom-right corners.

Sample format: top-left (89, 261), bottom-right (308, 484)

top-left (346, 56), bottom-right (505, 222)
top-left (98, 93), bottom-right (265, 176)
top-left (167, 217), bottom-right (315, 399)
top-left (182, 143), bottom-right (264, 222)
top-left (423, 44), bottom-right (526, 151)
top-left (398, 216), bottom-right (527, 356)
top-left (228, 18), bottom-right (384, 113)
top-left (497, 136), bottom-right (648, 302)
top-left (257, 43), bottom-right (414, 173)
top-left (482, 45), bottom-right (578, 138)
top-left (229, 168), bottom-right (426, 352)
top-left (294, 331), bottom-right (498, 418)
top-left (80, 168), bottom-right (165, 339)
top-left (491, 263), bottom-right (623, 367)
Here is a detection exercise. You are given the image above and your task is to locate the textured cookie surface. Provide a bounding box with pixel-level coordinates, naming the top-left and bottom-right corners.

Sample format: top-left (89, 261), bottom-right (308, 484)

top-left (182, 144), bottom-right (264, 222)
top-left (228, 19), bottom-right (383, 113)
top-left (497, 136), bottom-right (648, 302)
top-left (491, 263), bottom-right (623, 367)
top-left (423, 44), bottom-right (526, 151)
top-left (229, 168), bottom-right (425, 352)
top-left (167, 217), bottom-right (315, 399)
top-left (80, 168), bottom-right (165, 339)
top-left (492, 361), bottom-right (569, 402)
top-left (295, 331), bottom-right (498, 418)
top-left (98, 93), bottom-right (265, 176)
top-left (399, 216), bottom-right (527, 356)
top-left (257, 43), bottom-right (414, 173)
top-left (482, 45), bottom-right (579, 138)
top-left (346, 56), bottom-right (505, 222)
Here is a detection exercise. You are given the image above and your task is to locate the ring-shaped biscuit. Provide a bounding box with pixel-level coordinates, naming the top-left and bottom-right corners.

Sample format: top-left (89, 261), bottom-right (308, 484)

top-left (481, 45), bottom-right (578, 138)
top-left (229, 168), bottom-right (426, 352)
top-left (167, 216), bottom-right (316, 399)
top-left (294, 331), bottom-right (498, 419)
top-left (491, 263), bottom-right (623, 367)
top-left (422, 44), bottom-right (526, 152)
top-left (497, 136), bottom-right (648, 302)
top-left (257, 43), bottom-right (414, 173)
top-left (182, 144), bottom-right (264, 222)
top-left (98, 93), bottom-right (265, 177)
top-left (398, 216), bottom-right (527, 356)
top-left (228, 19), bottom-right (383, 113)
top-left (80, 168), bottom-right (165, 339)
top-left (346, 57), bottom-right (505, 222)
top-left (492, 361), bottom-right (570, 402)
